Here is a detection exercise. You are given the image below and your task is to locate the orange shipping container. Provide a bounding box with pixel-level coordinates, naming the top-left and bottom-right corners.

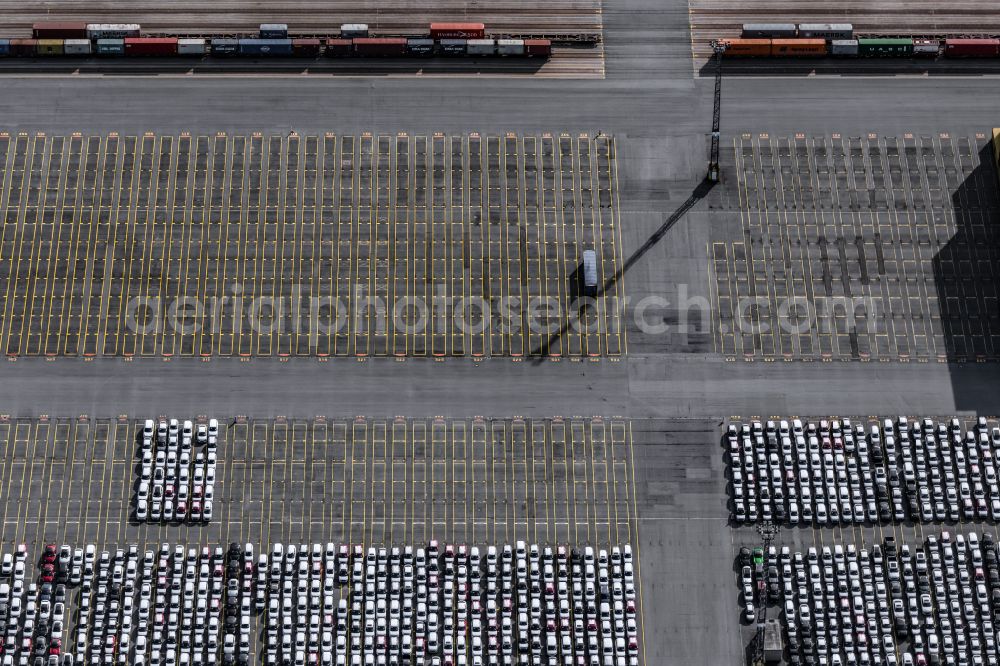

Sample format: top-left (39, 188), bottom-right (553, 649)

top-left (724, 38), bottom-right (771, 57)
top-left (770, 38), bottom-right (826, 57)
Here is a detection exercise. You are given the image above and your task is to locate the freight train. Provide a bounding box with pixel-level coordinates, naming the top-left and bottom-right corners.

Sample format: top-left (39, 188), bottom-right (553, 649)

top-left (729, 24), bottom-right (1000, 58)
top-left (0, 21), bottom-right (552, 58)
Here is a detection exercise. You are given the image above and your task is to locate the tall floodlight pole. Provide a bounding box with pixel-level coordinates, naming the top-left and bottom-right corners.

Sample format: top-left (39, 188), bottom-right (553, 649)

top-left (708, 40), bottom-right (729, 182)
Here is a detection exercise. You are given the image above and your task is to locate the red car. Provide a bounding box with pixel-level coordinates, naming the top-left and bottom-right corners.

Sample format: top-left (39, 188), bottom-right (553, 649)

top-left (48, 639), bottom-right (61, 656)
top-left (39, 564), bottom-right (55, 582)
top-left (41, 544), bottom-right (57, 565)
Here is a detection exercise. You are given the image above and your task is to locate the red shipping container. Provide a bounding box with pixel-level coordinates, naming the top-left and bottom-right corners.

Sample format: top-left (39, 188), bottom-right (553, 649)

top-left (429, 22), bottom-right (486, 40)
top-left (292, 38), bottom-right (321, 56)
top-left (325, 38), bottom-right (352, 56)
top-left (770, 38), bottom-right (826, 57)
top-left (32, 22), bottom-right (88, 39)
top-left (124, 37), bottom-right (178, 56)
top-left (9, 39), bottom-right (38, 56)
top-left (723, 38), bottom-right (771, 57)
top-left (353, 37), bottom-right (407, 57)
top-left (524, 39), bottom-right (552, 57)
top-left (944, 38), bottom-right (1000, 58)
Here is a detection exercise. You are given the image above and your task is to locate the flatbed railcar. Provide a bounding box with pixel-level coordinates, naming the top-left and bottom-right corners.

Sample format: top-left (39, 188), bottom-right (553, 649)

top-left (0, 20), bottom-right (555, 59)
top-left (724, 30), bottom-right (1000, 60)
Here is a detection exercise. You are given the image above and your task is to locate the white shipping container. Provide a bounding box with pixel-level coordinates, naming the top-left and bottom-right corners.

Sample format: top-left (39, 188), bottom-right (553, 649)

top-left (340, 24), bottom-right (368, 38)
top-left (466, 39), bottom-right (495, 56)
top-left (63, 39), bottom-right (92, 55)
top-left (86, 23), bottom-right (141, 39)
top-left (913, 42), bottom-right (939, 56)
top-left (177, 38), bottom-right (206, 55)
top-left (496, 39), bottom-right (525, 56)
top-left (830, 40), bottom-right (858, 56)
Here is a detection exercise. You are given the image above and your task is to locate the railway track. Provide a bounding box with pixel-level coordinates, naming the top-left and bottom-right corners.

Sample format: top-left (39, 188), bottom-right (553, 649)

top-left (689, 1), bottom-right (1000, 59)
top-left (0, 2), bottom-right (603, 34)
top-left (0, 46), bottom-right (604, 77)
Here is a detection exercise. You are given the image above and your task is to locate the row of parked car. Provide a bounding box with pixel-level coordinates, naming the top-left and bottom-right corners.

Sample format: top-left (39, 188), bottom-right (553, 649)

top-left (728, 417), bottom-right (1000, 525)
top-left (742, 532), bottom-right (1000, 666)
top-left (258, 540), bottom-right (639, 666)
top-left (134, 418), bottom-right (219, 523)
top-left (2, 541), bottom-right (639, 666)
top-left (0, 544), bottom-right (75, 666)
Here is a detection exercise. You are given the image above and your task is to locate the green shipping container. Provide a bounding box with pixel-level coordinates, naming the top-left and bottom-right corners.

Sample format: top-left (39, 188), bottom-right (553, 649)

top-left (858, 38), bottom-right (913, 57)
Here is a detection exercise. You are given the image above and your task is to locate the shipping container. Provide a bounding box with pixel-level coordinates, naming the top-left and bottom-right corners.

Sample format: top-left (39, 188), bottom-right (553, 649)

top-left (210, 38), bottom-right (238, 56)
top-left (857, 38), bottom-right (913, 57)
top-left (796, 23), bottom-right (853, 40)
top-left (324, 38), bottom-right (352, 56)
top-left (9, 39), bottom-right (38, 57)
top-left (770, 39), bottom-right (826, 57)
top-left (238, 38), bottom-right (293, 56)
top-left (36, 39), bottom-right (64, 56)
top-left (466, 39), bottom-right (496, 56)
top-left (0, 40), bottom-right (9, 57)
top-left (429, 22), bottom-right (486, 40)
top-left (353, 37), bottom-right (407, 57)
top-left (742, 23), bottom-right (796, 39)
top-left (723, 38), bottom-right (771, 57)
top-left (177, 38), bottom-right (206, 56)
top-left (497, 39), bottom-right (525, 56)
top-left (291, 38), bottom-right (321, 56)
top-left (406, 38), bottom-right (435, 56)
top-left (259, 23), bottom-right (288, 39)
top-left (830, 39), bottom-right (858, 57)
top-left (913, 40), bottom-right (939, 57)
top-left (439, 39), bottom-right (467, 56)
top-left (96, 38), bottom-right (125, 56)
top-left (524, 39), bottom-right (552, 58)
top-left (340, 24), bottom-right (369, 38)
top-left (86, 24), bottom-right (141, 40)
top-left (32, 21), bottom-right (88, 39)
top-left (944, 38), bottom-right (1000, 58)
top-left (125, 37), bottom-right (178, 56)
top-left (64, 39), bottom-right (92, 56)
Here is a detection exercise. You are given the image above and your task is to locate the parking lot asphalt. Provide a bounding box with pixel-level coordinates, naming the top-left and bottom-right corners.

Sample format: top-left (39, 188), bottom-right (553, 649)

top-left (1, 0), bottom-right (1000, 664)
top-left (0, 416), bottom-right (657, 665)
top-left (0, 131), bottom-right (624, 358)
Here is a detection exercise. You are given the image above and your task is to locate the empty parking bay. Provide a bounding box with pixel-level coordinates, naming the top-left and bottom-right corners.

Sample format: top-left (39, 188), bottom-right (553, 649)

top-left (711, 132), bottom-right (1000, 362)
top-left (0, 132), bottom-right (625, 359)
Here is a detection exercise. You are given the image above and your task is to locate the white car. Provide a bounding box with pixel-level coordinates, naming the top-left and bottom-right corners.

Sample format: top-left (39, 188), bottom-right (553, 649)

top-left (136, 499), bottom-right (148, 521)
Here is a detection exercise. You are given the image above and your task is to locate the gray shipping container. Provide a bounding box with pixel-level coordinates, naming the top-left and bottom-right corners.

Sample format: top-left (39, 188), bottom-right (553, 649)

top-left (797, 23), bottom-right (853, 40)
top-left (406, 38), bottom-right (434, 55)
top-left (439, 39), bottom-right (467, 55)
top-left (95, 38), bottom-right (125, 56)
top-left (913, 41), bottom-right (939, 56)
top-left (741, 23), bottom-right (797, 39)
top-left (259, 23), bottom-right (288, 39)
top-left (340, 24), bottom-right (368, 38)
top-left (211, 38), bottom-right (239, 56)
top-left (830, 40), bottom-right (859, 56)
top-left (177, 38), bottom-right (206, 55)
top-left (63, 38), bottom-right (92, 55)
top-left (497, 39), bottom-right (525, 56)
top-left (582, 250), bottom-right (598, 296)
top-left (86, 23), bottom-right (141, 40)
top-left (466, 39), bottom-right (495, 56)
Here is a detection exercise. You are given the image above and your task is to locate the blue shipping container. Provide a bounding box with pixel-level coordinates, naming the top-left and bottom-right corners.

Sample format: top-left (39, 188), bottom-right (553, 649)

top-left (238, 38), bottom-right (293, 56)
top-left (211, 38), bottom-right (239, 55)
top-left (96, 38), bottom-right (124, 56)
top-left (0, 39), bottom-right (9, 56)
